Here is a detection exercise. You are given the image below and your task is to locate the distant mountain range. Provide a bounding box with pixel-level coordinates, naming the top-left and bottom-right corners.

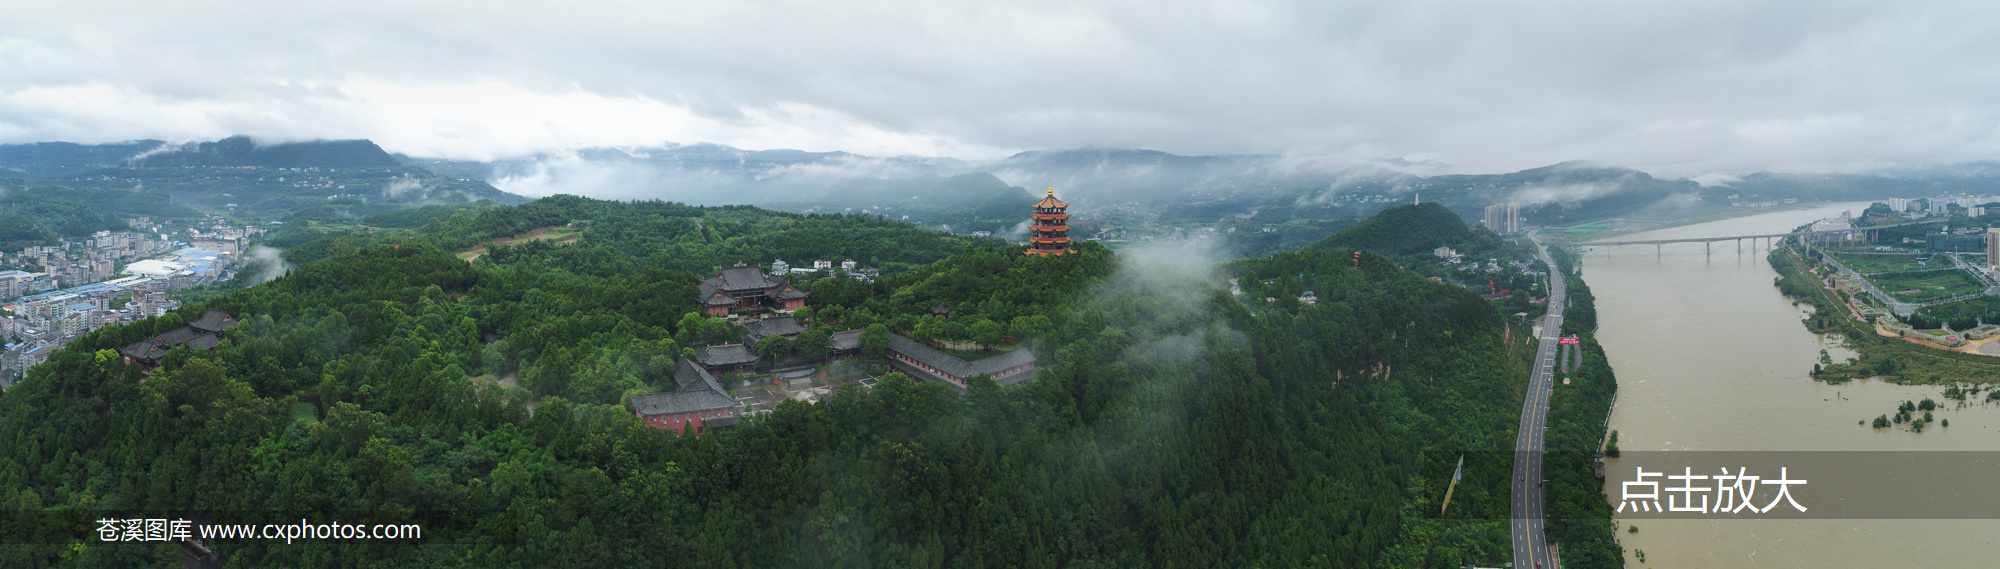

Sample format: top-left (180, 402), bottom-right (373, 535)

top-left (8, 136), bottom-right (2000, 236)
top-left (0, 137), bottom-right (528, 238)
top-left (394, 142), bottom-right (2000, 228)
top-left (0, 136), bottom-right (405, 175)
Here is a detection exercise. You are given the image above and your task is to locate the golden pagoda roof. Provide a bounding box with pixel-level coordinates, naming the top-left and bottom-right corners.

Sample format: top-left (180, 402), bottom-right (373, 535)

top-left (1031, 187), bottom-right (1069, 209)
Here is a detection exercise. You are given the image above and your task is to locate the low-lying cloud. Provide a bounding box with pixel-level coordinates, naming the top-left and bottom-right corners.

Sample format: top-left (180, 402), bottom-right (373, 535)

top-left (5, 2), bottom-right (2000, 179)
top-left (383, 175), bottom-right (427, 200)
top-left (1689, 173), bottom-right (1744, 188)
top-left (1509, 182), bottom-right (1625, 207)
top-left (244, 245), bottom-right (293, 285)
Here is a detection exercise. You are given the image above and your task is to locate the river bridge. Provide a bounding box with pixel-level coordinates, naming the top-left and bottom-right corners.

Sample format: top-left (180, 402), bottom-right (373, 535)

top-left (1577, 219), bottom-right (1947, 258)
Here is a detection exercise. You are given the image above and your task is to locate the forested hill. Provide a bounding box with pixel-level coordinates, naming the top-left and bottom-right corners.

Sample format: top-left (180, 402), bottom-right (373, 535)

top-left (0, 180), bottom-right (203, 248)
top-left (0, 136), bottom-right (528, 224)
top-left (129, 136), bottom-right (402, 169)
top-left (765, 172), bottom-right (1039, 233)
top-left (262, 194), bottom-right (996, 274)
top-left (1315, 202), bottom-right (1476, 256)
top-left (0, 140), bottom-right (165, 177)
top-left (0, 136), bottom-right (402, 173)
top-left (0, 194), bottom-right (1596, 566)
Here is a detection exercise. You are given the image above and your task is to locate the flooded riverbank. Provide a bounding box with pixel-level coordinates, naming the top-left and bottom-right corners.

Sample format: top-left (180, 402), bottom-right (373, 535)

top-left (1588, 202), bottom-right (2000, 566)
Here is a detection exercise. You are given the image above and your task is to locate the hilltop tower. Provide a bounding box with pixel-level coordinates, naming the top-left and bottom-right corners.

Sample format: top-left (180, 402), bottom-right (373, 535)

top-left (1026, 187), bottom-right (1072, 256)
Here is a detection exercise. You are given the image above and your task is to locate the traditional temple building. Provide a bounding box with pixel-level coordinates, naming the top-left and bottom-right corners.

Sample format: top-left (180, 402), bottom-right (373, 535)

top-left (829, 329), bottom-right (864, 358)
top-left (743, 316), bottom-right (807, 347)
top-left (699, 265), bottom-right (809, 317)
top-left (632, 358), bottom-right (741, 435)
top-left (886, 334), bottom-right (1036, 390)
top-left (1026, 187), bottom-right (1072, 256)
top-left (118, 309), bottom-right (236, 366)
top-left (694, 343), bottom-right (759, 374)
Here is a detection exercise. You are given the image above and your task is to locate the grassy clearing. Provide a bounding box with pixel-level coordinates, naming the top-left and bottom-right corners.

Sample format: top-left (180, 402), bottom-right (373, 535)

top-left (290, 401), bottom-right (318, 424)
top-left (1831, 253), bottom-right (1931, 273)
top-left (456, 225), bottom-right (583, 260)
top-left (1872, 270), bottom-right (1987, 303)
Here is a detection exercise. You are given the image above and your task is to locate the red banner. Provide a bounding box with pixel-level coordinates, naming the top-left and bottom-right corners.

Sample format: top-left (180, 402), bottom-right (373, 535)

top-left (1559, 337), bottom-right (1580, 345)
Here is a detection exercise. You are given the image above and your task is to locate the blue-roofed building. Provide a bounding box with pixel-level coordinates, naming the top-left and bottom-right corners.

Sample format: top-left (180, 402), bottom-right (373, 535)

top-left (21, 345), bottom-right (50, 368)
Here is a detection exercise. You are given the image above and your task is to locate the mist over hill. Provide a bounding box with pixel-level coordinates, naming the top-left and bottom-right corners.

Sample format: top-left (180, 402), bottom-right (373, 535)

top-left (0, 137), bottom-right (529, 229)
top-left (8, 135), bottom-right (1998, 237)
top-left (408, 143), bottom-right (2000, 231)
top-left (128, 136), bottom-right (403, 169)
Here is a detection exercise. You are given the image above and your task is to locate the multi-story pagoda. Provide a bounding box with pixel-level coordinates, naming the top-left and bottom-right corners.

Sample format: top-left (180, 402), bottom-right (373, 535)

top-left (1026, 187), bottom-right (1072, 256)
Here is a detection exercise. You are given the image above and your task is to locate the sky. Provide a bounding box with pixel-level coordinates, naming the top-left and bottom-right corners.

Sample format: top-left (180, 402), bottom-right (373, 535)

top-left (2, 1), bottom-right (1997, 178)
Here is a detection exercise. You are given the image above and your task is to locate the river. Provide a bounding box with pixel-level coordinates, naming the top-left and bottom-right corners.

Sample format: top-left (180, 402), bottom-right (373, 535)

top-left (1586, 202), bottom-right (2000, 567)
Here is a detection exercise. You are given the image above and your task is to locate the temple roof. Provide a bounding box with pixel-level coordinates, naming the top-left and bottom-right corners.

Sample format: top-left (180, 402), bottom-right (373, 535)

top-left (187, 309), bottom-right (237, 333)
top-left (745, 316), bottom-right (807, 343)
top-left (888, 334), bottom-right (1037, 380)
top-left (633, 358), bottom-right (738, 416)
top-left (1031, 187), bottom-right (1069, 209)
top-left (119, 341), bottom-right (168, 361)
top-left (772, 284), bottom-right (809, 299)
top-left (830, 329), bottom-right (863, 351)
top-left (117, 311), bottom-right (233, 363)
top-left (185, 334), bottom-right (222, 351)
top-left (706, 265), bottom-right (783, 292)
top-left (696, 344), bottom-right (759, 367)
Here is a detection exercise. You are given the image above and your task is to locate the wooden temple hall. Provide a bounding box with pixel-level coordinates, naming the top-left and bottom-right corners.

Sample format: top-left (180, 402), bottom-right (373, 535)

top-left (699, 265), bottom-right (809, 317)
top-left (1026, 187), bottom-right (1073, 257)
top-left (886, 334), bottom-right (1036, 390)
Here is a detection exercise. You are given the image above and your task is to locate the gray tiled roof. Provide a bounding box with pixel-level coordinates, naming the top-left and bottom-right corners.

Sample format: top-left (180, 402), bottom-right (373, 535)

top-left (697, 281), bottom-right (737, 305)
top-left (829, 329), bottom-right (862, 351)
top-left (887, 334), bottom-right (1036, 380)
top-left (696, 344), bottom-right (759, 367)
top-left (187, 309), bottom-right (236, 333)
top-left (971, 348), bottom-right (1037, 376)
top-left (633, 358), bottom-right (738, 416)
top-left (119, 340), bottom-right (167, 361)
top-left (889, 334), bottom-right (973, 377)
top-left (185, 334), bottom-right (221, 351)
top-left (674, 357), bottom-right (730, 394)
top-left (117, 311), bottom-right (233, 362)
top-left (155, 327), bottom-right (205, 346)
top-left (711, 266), bottom-right (779, 291)
top-left (745, 316), bottom-right (806, 340)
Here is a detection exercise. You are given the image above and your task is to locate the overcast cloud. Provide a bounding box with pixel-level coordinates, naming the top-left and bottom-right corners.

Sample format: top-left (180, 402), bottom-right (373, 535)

top-left (2, 1), bottom-right (1997, 178)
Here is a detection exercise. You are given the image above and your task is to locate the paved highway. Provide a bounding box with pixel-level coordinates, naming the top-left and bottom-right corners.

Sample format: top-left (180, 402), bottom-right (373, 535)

top-left (1511, 237), bottom-right (1564, 569)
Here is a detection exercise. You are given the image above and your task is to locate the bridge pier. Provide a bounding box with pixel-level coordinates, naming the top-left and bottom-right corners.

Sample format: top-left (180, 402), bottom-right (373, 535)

top-left (1706, 241), bottom-right (1711, 260)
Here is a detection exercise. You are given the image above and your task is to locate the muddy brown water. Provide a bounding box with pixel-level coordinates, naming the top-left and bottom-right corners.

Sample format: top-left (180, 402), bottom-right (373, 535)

top-left (1585, 203), bottom-right (2000, 566)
